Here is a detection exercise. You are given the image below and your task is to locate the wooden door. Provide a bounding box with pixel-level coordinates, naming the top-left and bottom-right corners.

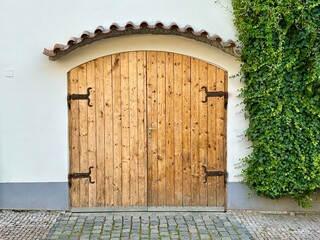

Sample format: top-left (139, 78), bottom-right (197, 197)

top-left (146, 52), bottom-right (227, 207)
top-left (68, 52), bottom-right (147, 207)
top-left (68, 51), bottom-right (227, 208)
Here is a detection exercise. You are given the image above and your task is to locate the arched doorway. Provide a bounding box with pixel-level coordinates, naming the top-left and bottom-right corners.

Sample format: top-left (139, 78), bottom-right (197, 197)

top-left (68, 51), bottom-right (227, 211)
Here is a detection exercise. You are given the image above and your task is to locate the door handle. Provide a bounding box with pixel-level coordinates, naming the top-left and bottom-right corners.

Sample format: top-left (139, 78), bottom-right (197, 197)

top-left (148, 123), bottom-right (156, 138)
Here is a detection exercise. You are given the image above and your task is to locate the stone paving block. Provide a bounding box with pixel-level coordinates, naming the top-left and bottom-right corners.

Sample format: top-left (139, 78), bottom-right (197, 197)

top-left (227, 230), bottom-right (237, 235)
top-left (180, 233), bottom-right (191, 238)
top-left (217, 227), bottom-right (228, 232)
top-left (221, 237), bottom-right (232, 240)
top-left (59, 237), bottom-right (70, 240)
top-left (81, 233), bottom-right (90, 239)
top-left (211, 233), bottom-right (221, 238)
top-left (171, 236), bottom-right (180, 239)
top-left (199, 234), bottom-right (211, 238)
top-left (121, 232), bottom-right (130, 237)
top-left (69, 236), bottom-right (78, 240)
top-left (221, 231), bottom-right (232, 237)
top-left (130, 235), bottom-right (140, 239)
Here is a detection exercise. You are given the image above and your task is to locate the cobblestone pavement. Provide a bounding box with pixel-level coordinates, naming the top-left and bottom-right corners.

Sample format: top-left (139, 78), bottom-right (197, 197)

top-left (0, 211), bottom-right (60, 240)
top-left (45, 212), bottom-right (252, 240)
top-left (1, 210), bottom-right (320, 239)
top-left (233, 211), bottom-right (320, 240)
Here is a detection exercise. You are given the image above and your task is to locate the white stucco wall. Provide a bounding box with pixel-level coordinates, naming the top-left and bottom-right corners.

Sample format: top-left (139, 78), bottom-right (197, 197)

top-left (0, 0), bottom-right (249, 183)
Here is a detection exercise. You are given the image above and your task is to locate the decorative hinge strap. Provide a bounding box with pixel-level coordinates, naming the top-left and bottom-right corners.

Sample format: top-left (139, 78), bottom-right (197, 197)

top-left (202, 165), bottom-right (228, 184)
top-left (68, 166), bottom-right (95, 187)
top-left (201, 86), bottom-right (228, 109)
top-left (67, 87), bottom-right (93, 109)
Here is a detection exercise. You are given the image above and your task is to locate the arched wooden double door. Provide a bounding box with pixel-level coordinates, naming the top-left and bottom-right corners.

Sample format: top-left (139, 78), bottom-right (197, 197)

top-left (68, 51), bottom-right (227, 210)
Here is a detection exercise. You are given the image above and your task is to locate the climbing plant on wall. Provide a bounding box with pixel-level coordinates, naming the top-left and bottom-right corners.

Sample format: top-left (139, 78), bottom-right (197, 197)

top-left (231, 0), bottom-right (320, 207)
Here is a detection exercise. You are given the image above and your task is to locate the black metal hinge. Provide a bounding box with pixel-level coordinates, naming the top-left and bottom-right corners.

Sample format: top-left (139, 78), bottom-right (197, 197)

top-left (202, 165), bottom-right (227, 184)
top-left (67, 87), bottom-right (93, 109)
top-left (68, 166), bottom-right (95, 187)
top-left (201, 86), bottom-right (228, 109)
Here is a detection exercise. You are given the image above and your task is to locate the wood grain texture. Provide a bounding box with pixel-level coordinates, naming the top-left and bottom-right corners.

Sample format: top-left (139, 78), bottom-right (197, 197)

top-left (156, 52), bottom-right (167, 206)
top-left (199, 61), bottom-right (208, 206)
top-left (120, 52), bottom-right (130, 206)
top-left (112, 54), bottom-right (122, 206)
top-left (147, 51), bottom-right (158, 206)
top-left (137, 51), bottom-right (147, 206)
top-left (103, 56), bottom-right (114, 206)
top-left (94, 58), bottom-right (105, 207)
top-left (182, 56), bottom-right (191, 206)
top-left (87, 61), bottom-right (97, 207)
top-left (78, 64), bottom-right (89, 207)
top-left (190, 58), bottom-right (200, 206)
top-left (69, 68), bottom-right (80, 207)
top-left (207, 64), bottom-right (218, 206)
top-left (173, 54), bottom-right (183, 206)
top-left (129, 51), bottom-right (139, 206)
top-left (165, 52), bottom-right (175, 206)
top-left (216, 68), bottom-right (227, 207)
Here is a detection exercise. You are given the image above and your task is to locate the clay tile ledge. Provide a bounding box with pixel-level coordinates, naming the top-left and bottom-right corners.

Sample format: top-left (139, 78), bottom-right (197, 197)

top-left (43, 21), bottom-right (241, 61)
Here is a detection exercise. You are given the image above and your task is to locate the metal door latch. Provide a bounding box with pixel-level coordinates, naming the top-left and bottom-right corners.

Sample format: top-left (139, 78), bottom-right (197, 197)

top-left (67, 87), bottom-right (93, 109)
top-left (148, 123), bottom-right (156, 139)
top-left (202, 165), bottom-right (227, 183)
top-left (201, 86), bottom-right (228, 109)
top-left (68, 166), bottom-right (95, 187)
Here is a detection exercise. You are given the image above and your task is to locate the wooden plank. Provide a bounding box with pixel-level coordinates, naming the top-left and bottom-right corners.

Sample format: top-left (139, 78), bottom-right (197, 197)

top-left (112, 53), bottom-right (122, 206)
top-left (156, 52), bottom-right (166, 206)
top-left (129, 51), bottom-right (139, 206)
top-left (165, 52), bottom-right (175, 206)
top-left (137, 51), bottom-right (147, 206)
top-left (86, 60), bottom-right (97, 207)
top-left (147, 51), bottom-right (158, 206)
top-left (173, 54), bottom-right (183, 206)
top-left (216, 68), bottom-right (227, 207)
top-left (207, 65), bottom-right (218, 206)
top-left (182, 55), bottom-right (191, 206)
top-left (190, 58), bottom-right (200, 206)
top-left (95, 58), bottom-right (105, 206)
top-left (198, 61), bottom-right (208, 206)
top-left (103, 55), bottom-right (114, 206)
top-left (120, 52), bottom-right (130, 206)
top-left (78, 63), bottom-right (89, 207)
top-left (68, 68), bottom-right (80, 207)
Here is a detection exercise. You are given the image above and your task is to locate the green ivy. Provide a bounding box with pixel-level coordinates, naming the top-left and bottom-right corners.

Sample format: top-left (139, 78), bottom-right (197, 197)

top-left (231, 0), bottom-right (320, 207)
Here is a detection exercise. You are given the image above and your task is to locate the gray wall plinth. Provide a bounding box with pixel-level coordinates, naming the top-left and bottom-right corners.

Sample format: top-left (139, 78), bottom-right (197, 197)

top-left (2, 181), bottom-right (319, 212)
top-left (0, 182), bottom-right (69, 210)
top-left (228, 182), bottom-right (320, 212)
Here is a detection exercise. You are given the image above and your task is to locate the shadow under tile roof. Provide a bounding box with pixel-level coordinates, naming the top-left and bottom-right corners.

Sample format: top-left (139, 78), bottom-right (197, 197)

top-left (43, 21), bottom-right (241, 61)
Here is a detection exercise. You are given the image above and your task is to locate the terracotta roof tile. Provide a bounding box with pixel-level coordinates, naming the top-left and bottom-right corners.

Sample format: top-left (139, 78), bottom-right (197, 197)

top-left (43, 21), bottom-right (241, 61)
